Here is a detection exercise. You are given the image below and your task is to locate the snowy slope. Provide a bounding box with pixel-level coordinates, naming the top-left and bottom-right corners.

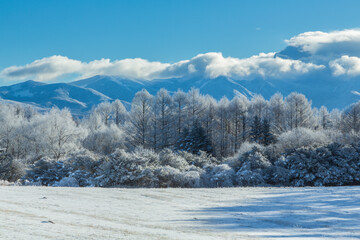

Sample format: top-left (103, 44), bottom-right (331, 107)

top-left (2, 72), bottom-right (360, 113)
top-left (71, 75), bottom-right (259, 102)
top-left (71, 73), bottom-right (360, 110)
top-left (0, 186), bottom-right (359, 240)
top-left (0, 80), bottom-right (111, 114)
top-left (71, 75), bottom-right (145, 101)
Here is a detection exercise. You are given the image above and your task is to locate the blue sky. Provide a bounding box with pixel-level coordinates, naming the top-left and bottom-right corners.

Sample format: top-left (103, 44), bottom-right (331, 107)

top-left (1, 0), bottom-right (360, 84)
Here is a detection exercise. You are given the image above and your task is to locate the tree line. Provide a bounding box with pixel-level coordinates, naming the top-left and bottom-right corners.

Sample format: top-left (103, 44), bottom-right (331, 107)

top-left (0, 87), bottom-right (359, 161)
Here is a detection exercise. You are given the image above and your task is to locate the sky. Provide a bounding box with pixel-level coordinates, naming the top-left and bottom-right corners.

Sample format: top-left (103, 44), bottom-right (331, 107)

top-left (1, 0), bottom-right (360, 84)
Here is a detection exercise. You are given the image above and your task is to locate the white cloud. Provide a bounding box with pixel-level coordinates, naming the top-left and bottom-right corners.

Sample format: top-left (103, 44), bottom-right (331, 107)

top-left (0, 52), bottom-right (325, 82)
top-left (1, 56), bottom-right (83, 81)
top-left (286, 29), bottom-right (360, 56)
top-left (149, 52), bottom-right (324, 80)
top-left (6, 29), bottom-right (360, 82)
top-left (83, 58), bottom-right (170, 80)
top-left (0, 56), bottom-right (171, 82)
top-left (329, 55), bottom-right (360, 76)
top-left (200, 52), bottom-right (324, 79)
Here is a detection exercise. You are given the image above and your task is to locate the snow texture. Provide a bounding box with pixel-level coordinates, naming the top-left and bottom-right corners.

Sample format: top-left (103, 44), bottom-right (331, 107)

top-left (0, 186), bottom-right (359, 239)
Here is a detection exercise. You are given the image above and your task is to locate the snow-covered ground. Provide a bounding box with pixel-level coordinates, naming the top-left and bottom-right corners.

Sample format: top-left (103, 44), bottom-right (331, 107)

top-left (0, 186), bottom-right (359, 239)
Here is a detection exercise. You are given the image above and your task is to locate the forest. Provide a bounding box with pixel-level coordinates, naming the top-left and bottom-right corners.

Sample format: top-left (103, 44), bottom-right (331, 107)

top-left (1, 88), bottom-right (360, 187)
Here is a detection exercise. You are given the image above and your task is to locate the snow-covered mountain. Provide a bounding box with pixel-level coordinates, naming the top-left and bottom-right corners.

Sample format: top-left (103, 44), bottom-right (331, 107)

top-left (4, 31), bottom-right (360, 112)
top-left (1, 71), bottom-right (360, 114)
top-left (70, 75), bottom-right (274, 104)
top-left (0, 80), bottom-right (111, 115)
top-left (3, 29), bottom-right (360, 111)
top-left (69, 73), bottom-right (360, 110)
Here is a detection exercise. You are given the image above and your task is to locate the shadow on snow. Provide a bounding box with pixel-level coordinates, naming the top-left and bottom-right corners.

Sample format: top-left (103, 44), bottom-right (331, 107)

top-left (177, 187), bottom-right (360, 238)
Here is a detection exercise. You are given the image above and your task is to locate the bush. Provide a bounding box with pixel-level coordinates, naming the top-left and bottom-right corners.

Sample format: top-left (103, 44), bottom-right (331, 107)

top-left (93, 148), bottom-right (206, 188)
top-left (203, 164), bottom-right (235, 187)
top-left (284, 143), bottom-right (360, 186)
top-left (23, 158), bottom-right (72, 186)
top-left (0, 153), bottom-right (25, 182)
top-left (235, 169), bottom-right (265, 186)
top-left (277, 128), bottom-right (330, 153)
top-left (53, 176), bottom-right (79, 187)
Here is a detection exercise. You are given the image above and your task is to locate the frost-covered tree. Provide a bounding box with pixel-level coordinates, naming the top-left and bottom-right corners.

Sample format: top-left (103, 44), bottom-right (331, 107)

top-left (341, 101), bottom-right (360, 133)
top-left (173, 90), bottom-right (188, 138)
top-left (202, 95), bottom-right (217, 150)
top-left (318, 106), bottom-right (331, 130)
top-left (216, 97), bottom-right (231, 157)
top-left (186, 88), bottom-right (205, 128)
top-left (330, 108), bottom-right (342, 129)
top-left (154, 89), bottom-right (173, 150)
top-left (112, 99), bottom-right (127, 126)
top-left (83, 124), bottom-right (124, 154)
top-left (229, 96), bottom-right (249, 151)
top-left (128, 89), bottom-right (153, 148)
top-left (0, 104), bottom-right (24, 154)
top-left (269, 93), bottom-right (286, 133)
top-left (285, 92), bottom-right (314, 130)
top-left (94, 101), bottom-right (113, 126)
top-left (37, 108), bottom-right (83, 159)
top-left (250, 95), bottom-right (268, 120)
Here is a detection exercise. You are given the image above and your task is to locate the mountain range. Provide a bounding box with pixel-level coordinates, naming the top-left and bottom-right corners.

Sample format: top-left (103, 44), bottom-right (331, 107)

top-left (2, 34), bottom-right (360, 113)
top-left (0, 71), bottom-right (359, 114)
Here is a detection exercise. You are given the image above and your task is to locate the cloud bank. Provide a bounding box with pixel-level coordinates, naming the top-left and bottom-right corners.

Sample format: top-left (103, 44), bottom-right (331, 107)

top-left (3, 29), bottom-right (360, 81)
top-left (286, 29), bottom-right (360, 55)
top-left (0, 52), bottom-right (324, 82)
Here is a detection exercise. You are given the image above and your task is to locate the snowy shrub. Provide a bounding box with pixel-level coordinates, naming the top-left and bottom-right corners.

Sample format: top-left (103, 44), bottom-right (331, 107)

top-left (179, 151), bottom-right (218, 168)
top-left (228, 146), bottom-right (271, 171)
top-left (23, 158), bottom-right (73, 186)
top-left (94, 149), bottom-right (159, 187)
top-left (0, 153), bottom-right (25, 182)
top-left (154, 166), bottom-right (181, 187)
top-left (53, 176), bottom-right (79, 187)
top-left (68, 152), bottom-right (101, 174)
top-left (93, 148), bottom-right (207, 188)
top-left (225, 146), bottom-right (273, 187)
top-left (68, 170), bottom-right (95, 187)
top-left (159, 149), bottom-right (188, 170)
top-left (263, 163), bottom-right (290, 186)
top-left (235, 169), bottom-right (265, 186)
top-left (284, 143), bottom-right (360, 186)
top-left (203, 164), bottom-right (235, 187)
top-left (277, 128), bottom-right (330, 152)
top-left (179, 170), bottom-right (202, 188)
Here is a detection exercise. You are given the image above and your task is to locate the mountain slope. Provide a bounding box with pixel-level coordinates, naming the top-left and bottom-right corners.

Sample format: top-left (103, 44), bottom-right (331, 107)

top-left (0, 80), bottom-right (111, 114)
top-left (2, 72), bottom-right (360, 113)
top-left (68, 74), bottom-right (360, 109)
top-left (71, 75), bottom-right (145, 102)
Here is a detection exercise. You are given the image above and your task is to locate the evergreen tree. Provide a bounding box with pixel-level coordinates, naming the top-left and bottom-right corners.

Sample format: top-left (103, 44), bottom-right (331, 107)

top-left (250, 116), bottom-right (262, 143)
top-left (175, 121), bottom-right (213, 155)
top-left (261, 119), bottom-right (275, 145)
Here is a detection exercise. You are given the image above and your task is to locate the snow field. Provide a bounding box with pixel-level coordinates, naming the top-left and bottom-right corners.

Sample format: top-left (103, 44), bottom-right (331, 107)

top-left (0, 186), bottom-right (359, 239)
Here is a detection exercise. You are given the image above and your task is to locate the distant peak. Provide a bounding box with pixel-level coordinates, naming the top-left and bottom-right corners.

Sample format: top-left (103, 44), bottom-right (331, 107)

top-left (9, 80), bottom-right (46, 88)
